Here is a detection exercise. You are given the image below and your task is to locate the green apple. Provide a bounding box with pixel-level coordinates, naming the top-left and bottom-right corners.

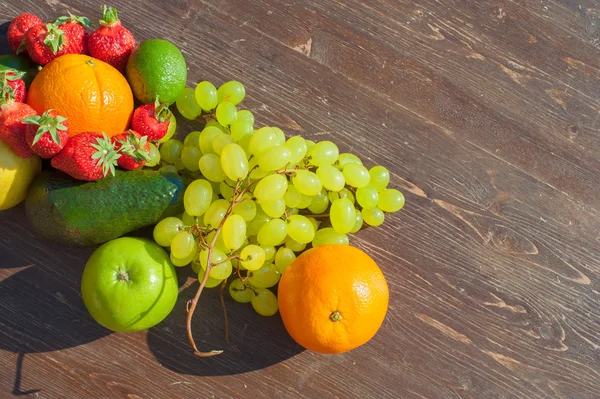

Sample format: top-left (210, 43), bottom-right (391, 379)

top-left (81, 237), bottom-right (179, 332)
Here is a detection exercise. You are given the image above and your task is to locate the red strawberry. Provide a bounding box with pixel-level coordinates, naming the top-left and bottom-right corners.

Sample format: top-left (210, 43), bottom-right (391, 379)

top-left (112, 130), bottom-right (150, 170)
top-left (22, 109), bottom-right (69, 158)
top-left (7, 12), bottom-right (43, 53)
top-left (0, 101), bottom-right (37, 158)
top-left (25, 23), bottom-right (69, 65)
top-left (131, 98), bottom-right (173, 141)
top-left (51, 132), bottom-right (120, 181)
top-left (0, 70), bottom-right (27, 103)
top-left (55, 13), bottom-right (92, 55)
top-left (88, 5), bottom-right (135, 72)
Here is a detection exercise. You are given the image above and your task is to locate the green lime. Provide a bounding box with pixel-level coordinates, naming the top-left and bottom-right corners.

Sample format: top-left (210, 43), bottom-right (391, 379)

top-left (0, 54), bottom-right (37, 87)
top-left (125, 39), bottom-right (187, 105)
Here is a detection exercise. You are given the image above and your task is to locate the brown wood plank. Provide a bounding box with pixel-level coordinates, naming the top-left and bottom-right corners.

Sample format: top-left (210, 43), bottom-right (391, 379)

top-left (1, 0), bottom-right (599, 398)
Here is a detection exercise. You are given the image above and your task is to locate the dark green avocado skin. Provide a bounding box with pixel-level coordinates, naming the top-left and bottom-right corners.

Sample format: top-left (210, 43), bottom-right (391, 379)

top-left (25, 169), bottom-right (185, 247)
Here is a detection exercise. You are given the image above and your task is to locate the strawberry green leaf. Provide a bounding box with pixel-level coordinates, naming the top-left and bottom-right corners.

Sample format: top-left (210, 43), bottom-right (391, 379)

top-left (56, 13), bottom-right (92, 27)
top-left (99, 5), bottom-right (120, 26)
top-left (155, 101), bottom-right (173, 123)
top-left (43, 24), bottom-right (65, 54)
top-left (92, 134), bottom-right (120, 177)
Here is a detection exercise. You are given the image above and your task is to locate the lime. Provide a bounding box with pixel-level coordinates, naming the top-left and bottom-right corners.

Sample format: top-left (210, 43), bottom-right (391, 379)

top-left (125, 39), bottom-right (187, 105)
top-left (0, 54), bottom-right (37, 87)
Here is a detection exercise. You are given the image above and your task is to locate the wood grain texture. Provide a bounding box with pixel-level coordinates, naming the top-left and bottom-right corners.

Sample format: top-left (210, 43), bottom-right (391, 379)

top-left (1, 0), bottom-right (600, 398)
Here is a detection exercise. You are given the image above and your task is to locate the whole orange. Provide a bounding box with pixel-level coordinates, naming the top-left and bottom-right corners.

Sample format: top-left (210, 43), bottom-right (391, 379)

top-left (27, 54), bottom-right (133, 137)
top-left (278, 245), bottom-right (389, 354)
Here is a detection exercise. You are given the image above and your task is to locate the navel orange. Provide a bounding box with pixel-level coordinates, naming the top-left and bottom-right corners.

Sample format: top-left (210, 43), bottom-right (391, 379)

top-left (27, 54), bottom-right (133, 137)
top-left (278, 245), bottom-right (389, 354)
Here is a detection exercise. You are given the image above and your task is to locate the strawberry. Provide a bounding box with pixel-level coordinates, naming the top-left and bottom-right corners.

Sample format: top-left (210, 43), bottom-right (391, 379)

top-left (88, 5), bottom-right (135, 72)
top-left (54, 13), bottom-right (92, 55)
top-left (0, 70), bottom-right (27, 103)
top-left (0, 101), bottom-right (37, 158)
top-left (51, 132), bottom-right (120, 181)
top-left (112, 130), bottom-right (150, 170)
top-left (24, 23), bottom-right (69, 65)
top-left (7, 12), bottom-right (43, 54)
top-left (22, 109), bottom-right (69, 158)
top-left (131, 98), bottom-right (173, 141)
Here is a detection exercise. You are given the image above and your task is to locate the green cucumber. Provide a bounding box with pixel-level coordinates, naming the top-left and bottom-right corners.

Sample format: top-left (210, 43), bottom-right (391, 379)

top-left (25, 169), bottom-right (185, 247)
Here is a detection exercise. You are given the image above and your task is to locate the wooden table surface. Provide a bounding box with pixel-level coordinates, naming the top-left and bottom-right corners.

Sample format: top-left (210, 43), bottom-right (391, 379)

top-left (1, 0), bottom-right (600, 398)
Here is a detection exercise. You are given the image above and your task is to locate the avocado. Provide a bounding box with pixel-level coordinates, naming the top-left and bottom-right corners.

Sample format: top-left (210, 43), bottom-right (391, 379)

top-left (25, 169), bottom-right (185, 247)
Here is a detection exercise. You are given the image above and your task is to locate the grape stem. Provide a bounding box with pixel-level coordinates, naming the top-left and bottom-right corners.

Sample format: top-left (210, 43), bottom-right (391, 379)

top-left (300, 213), bottom-right (330, 218)
top-left (212, 254), bottom-right (241, 267)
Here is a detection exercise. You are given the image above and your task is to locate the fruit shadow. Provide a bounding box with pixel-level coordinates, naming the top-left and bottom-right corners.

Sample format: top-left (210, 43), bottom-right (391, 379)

top-left (0, 22), bottom-right (11, 55)
top-left (147, 268), bottom-right (305, 376)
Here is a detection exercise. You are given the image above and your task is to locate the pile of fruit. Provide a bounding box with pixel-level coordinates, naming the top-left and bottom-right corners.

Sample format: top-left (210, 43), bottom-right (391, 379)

top-left (0, 6), bottom-right (404, 356)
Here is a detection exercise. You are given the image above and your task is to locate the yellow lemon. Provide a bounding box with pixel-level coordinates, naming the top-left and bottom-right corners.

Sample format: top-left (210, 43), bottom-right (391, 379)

top-left (0, 140), bottom-right (41, 210)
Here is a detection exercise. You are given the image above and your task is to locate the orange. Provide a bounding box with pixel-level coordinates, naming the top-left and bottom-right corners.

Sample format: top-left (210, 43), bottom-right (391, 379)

top-left (27, 54), bottom-right (133, 137)
top-left (278, 245), bottom-right (389, 354)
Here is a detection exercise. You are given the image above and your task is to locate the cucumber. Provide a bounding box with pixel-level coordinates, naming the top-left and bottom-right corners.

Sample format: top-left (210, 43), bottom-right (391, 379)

top-left (25, 169), bottom-right (185, 247)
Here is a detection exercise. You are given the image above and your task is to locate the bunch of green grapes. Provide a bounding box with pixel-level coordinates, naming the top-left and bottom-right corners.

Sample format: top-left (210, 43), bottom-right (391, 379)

top-left (152, 80), bottom-right (405, 317)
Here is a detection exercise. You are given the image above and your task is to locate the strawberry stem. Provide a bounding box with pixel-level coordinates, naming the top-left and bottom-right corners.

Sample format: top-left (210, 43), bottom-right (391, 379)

top-left (91, 133), bottom-right (120, 177)
top-left (99, 5), bottom-right (120, 26)
top-left (22, 110), bottom-right (68, 146)
top-left (43, 23), bottom-right (65, 54)
top-left (154, 97), bottom-right (173, 123)
top-left (116, 130), bottom-right (151, 162)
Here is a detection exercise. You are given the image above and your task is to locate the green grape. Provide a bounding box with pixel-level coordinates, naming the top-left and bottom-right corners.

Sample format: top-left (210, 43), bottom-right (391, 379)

top-left (158, 114), bottom-right (177, 143)
top-left (308, 140), bottom-right (339, 166)
top-left (219, 180), bottom-right (235, 200)
top-left (336, 153), bottom-right (363, 169)
top-left (254, 174), bottom-right (288, 203)
top-left (194, 81), bottom-right (218, 111)
top-left (287, 207), bottom-right (299, 215)
top-left (378, 189), bottom-right (405, 212)
top-left (249, 263), bottom-right (280, 288)
top-left (145, 143), bottom-right (161, 167)
top-left (312, 227), bottom-right (349, 247)
top-left (285, 236), bottom-right (306, 252)
top-left (249, 127), bottom-right (277, 156)
top-left (251, 288), bottom-right (279, 316)
top-left (350, 210), bottom-right (363, 233)
top-left (356, 185), bottom-right (379, 209)
top-left (240, 244), bottom-right (265, 271)
top-left (342, 163), bottom-right (371, 188)
top-left (153, 217), bottom-right (184, 247)
top-left (369, 165), bottom-right (390, 191)
top-left (222, 214), bottom-right (246, 250)
top-left (198, 268), bottom-right (224, 288)
top-left (249, 157), bottom-right (269, 179)
top-left (285, 136), bottom-right (307, 165)
top-left (272, 127), bottom-right (286, 145)
top-left (199, 247), bottom-right (232, 280)
top-left (184, 130), bottom-right (202, 148)
top-left (329, 187), bottom-right (355, 204)
top-left (362, 207), bottom-right (385, 226)
top-left (297, 194), bottom-right (313, 209)
top-left (176, 87), bottom-right (202, 120)
top-left (217, 80), bottom-right (246, 105)
top-left (284, 185), bottom-right (302, 208)
top-left (220, 143), bottom-right (249, 181)
top-left (308, 189), bottom-right (329, 214)
top-left (160, 139), bottom-right (183, 164)
top-left (260, 198), bottom-right (286, 218)
top-left (205, 230), bottom-right (229, 253)
top-left (198, 126), bottom-right (221, 155)
top-left (199, 154), bottom-right (227, 182)
top-left (287, 214), bottom-right (315, 243)
top-left (316, 164), bottom-right (345, 191)
top-left (171, 230), bottom-right (195, 259)
top-left (183, 179), bottom-right (213, 216)
top-left (237, 109), bottom-right (254, 124)
top-left (158, 164), bottom-right (178, 176)
top-left (257, 218), bottom-right (288, 247)
top-left (229, 278), bottom-right (253, 303)
top-left (230, 120), bottom-right (254, 141)
top-left (308, 217), bottom-right (319, 231)
top-left (262, 245), bottom-right (276, 261)
top-left (215, 101), bottom-right (238, 126)
top-left (203, 199), bottom-right (230, 228)
top-left (238, 133), bottom-right (253, 158)
top-left (212, 133), bottom-right (234, 156)
top-left (210, 180), bottom-right (222, 195)
top-left (181, 211), bottom-right (198, 227)
top-left (170, 244), bottom-right (198, 267)
top-left (329, 198), bottom-right (356, 234)
top-left (305, 140), bottom-right (315, 151)
top-left (181, 146), bottom-right (201, 171)
top-left (292, 170), bottom-right (322, 196)
top-left (174, 157), bottom-right (186, 171)
top-left (233, 195), bottom-right (257, 221)
top-left (247, 211), bottom-right (271, 236)
top-left (206, 119), bottom-right (229, 134)
top-left (275, 247), bottom-right (296, 274)
top-left (258, 145), bottom-right (292, 171)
